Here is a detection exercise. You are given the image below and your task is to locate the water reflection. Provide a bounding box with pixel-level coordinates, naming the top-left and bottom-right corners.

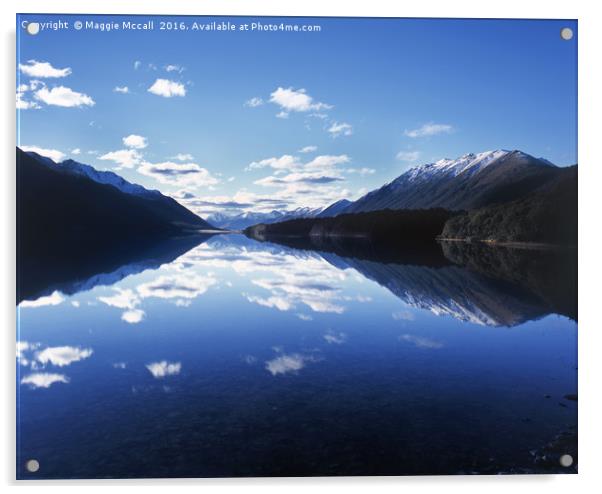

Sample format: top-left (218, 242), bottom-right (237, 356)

top-left (16, 233), bottom-right (577, 477)
top-left (18, 234), bottom-right (214, 304)
top-left (19, 233), bottom-right (576, 328)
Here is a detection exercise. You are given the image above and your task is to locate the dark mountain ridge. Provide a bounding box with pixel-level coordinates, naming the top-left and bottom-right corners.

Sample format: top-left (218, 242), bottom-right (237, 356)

top-left (17, 147), bottom-right (215, 302)
top-left (343, 150), bottom-right (560, 213)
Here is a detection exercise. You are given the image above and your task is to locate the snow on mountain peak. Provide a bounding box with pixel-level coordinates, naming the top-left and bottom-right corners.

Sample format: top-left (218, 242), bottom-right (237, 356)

top-left (402, 149), bottom-right (511, 184)
top-left (25, 152), bottom-right (161, 199)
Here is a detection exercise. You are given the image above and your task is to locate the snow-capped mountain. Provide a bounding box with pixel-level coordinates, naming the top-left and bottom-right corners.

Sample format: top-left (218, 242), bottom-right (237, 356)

top-left (342, 149), bottom-right (559, 213)
top-left (402, 149), bottom-right (510, 182)
top-left (207, 210), bottom-right (285, 230)
top-left (19, 148), bottom-right (213, 230)
top-left (26, 152), bottom-right (162, 199)
top-left (208, 206), bottom-right (323, 230)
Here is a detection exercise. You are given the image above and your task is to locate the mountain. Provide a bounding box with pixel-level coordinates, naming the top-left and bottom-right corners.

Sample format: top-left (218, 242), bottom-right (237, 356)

top-left (342, 150), bottom-right (560, 213)
top-left (54, 158), bottom-right (163, 198)
top-left (243, 227), bottom-right (576, 326)
top-left (208, 206), bottom-right (323, 230)
top-left (245, 208), bottom-right (454, 245)
top-left (18, 148), bottom-right (213, 231)
top-left (208, 210), bottom-right (285, 230)
top-left (17, 147), bottom-right (215, 283)
top-left (440, 165), bottom-right (577, 245)
top-left (316, 199), bottom-right (351, 218)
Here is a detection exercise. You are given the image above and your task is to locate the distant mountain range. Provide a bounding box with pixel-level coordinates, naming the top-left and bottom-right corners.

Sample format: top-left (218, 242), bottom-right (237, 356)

top-left (207, 200), bottom-right (357, 231)
top-left (207, 206), bottom-right (325, 230)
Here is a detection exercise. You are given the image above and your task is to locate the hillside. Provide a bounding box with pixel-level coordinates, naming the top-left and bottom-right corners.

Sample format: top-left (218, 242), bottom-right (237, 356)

top-left (245, 208), bottom-right (454, 245)
top-left (440, 165), bottom-right (577, 245)
top-left (17, 147), bottom-right (214, 290)
top-left (341, 150), bottom-right (560, 213)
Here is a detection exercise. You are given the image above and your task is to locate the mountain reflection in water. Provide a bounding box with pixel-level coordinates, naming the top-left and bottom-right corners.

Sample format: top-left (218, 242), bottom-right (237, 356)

top-left (17, 233), bottom-right (577, 478)
top-left (19, 233), bottom-right (576, 327)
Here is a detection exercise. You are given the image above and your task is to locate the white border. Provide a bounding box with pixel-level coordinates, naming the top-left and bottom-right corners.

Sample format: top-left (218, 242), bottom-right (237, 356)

top-left (2, 1), bottom-right (600, 492)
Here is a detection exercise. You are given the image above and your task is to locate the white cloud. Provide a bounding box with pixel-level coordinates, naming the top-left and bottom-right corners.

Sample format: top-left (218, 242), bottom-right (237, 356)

top-left (17, 341), bottom-right (34, 359)
top-left (171, 153), bottom-right (194, 161)
top-left (187, 164), bottom-right (351, 216)
top-left (98, 288), bottom-right (139, 310)
top-left (244, 97), bottom-right (264, 107)
top-left (346, 167), bottom-right (376, 176)
top-left (265, 353), bottom-right (317, 376)
top-left (99, 149), bottom-right (142, 169)
top-left (21, 373), bottom-right (69, 389)
top-left (270, 87), bottom-right (331, 113)
top-left (245, 294), bottom-right (292, 311)
top-left (122, 134), bottom-right (148, 149)
top-left (17, 341), bottom-right (40, 366)
top-left (299, 145), bottom-right (317, 153)
top-left (404, 123), bottom-right (453, 138)
top-left (19, 60), bottom-right (71, 78)
top-left (16, 80), bottom-right (45, 109)
top-left (323, 330), bottom-right (347, 345)
top-left (247, 154), bottom-right (300, 171)
top-left (328, 122), bottom-right (353, 138)
top-left (19, 291), bottom-right (64, 308)
top-left (113, 86), bottom-right (130, 94)
top-left (19, 147), bottom-right (65, 163)
top-left (304, 154), bottom-right (350, 169)
top-left (396, 151), bottom-right (421, 162)
top-left (399, 334), bottom-right (443, 349)
top-left (121, 309), bottom-right (145, 324)
top-left (137, 161), bottom-right (219, 187)
top-left (165, 64), bottom-right (184, 73)
top-left (146, 361), bottom-right (181, 378)
top-left (254, 171), bottom-right (344, 187)
top-left (276, 111), bottom-right (289, 119)
top-left (35, 86), bottom-right (95, 107)
top-left (134, 60), bottom-right (142, 70)
top-left (16, 92), bottom-right (40, 110)
top-left (248, 153), bottom-right (350, 192)
top-left (148, 78), bottom-right (186, 97)
top-left (392, 310), bottom-right (415, 321)
top-left (71, 148), bottom-right (81, 155)
top-left (137, 274), bottom-right (216, 300)
top-left (247, 154), bottom-right (349, 173)
top-left (35, 345), bottom-right (93, 367)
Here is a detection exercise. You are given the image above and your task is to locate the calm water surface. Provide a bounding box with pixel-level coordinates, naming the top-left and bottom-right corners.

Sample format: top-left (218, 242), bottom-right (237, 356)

top-left (17, 234), bottom-right (577, 478)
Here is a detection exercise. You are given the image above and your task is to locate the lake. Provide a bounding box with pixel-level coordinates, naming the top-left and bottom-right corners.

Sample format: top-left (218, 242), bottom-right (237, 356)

top-left (16, 234), bottom-right (577, 478)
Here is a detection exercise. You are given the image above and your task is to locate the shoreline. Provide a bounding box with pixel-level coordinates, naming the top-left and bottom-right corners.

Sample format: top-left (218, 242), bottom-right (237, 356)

top-left (437, 237), bottom-right (576, 250)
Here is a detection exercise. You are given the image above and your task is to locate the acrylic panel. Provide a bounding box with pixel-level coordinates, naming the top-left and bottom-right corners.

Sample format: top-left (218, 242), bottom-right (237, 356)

top-left (16, 14), bottom-right (577, 479)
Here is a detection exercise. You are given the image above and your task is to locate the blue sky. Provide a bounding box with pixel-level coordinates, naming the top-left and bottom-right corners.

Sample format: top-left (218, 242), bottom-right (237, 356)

top-left (17, 15), bottom-right (577, 217)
